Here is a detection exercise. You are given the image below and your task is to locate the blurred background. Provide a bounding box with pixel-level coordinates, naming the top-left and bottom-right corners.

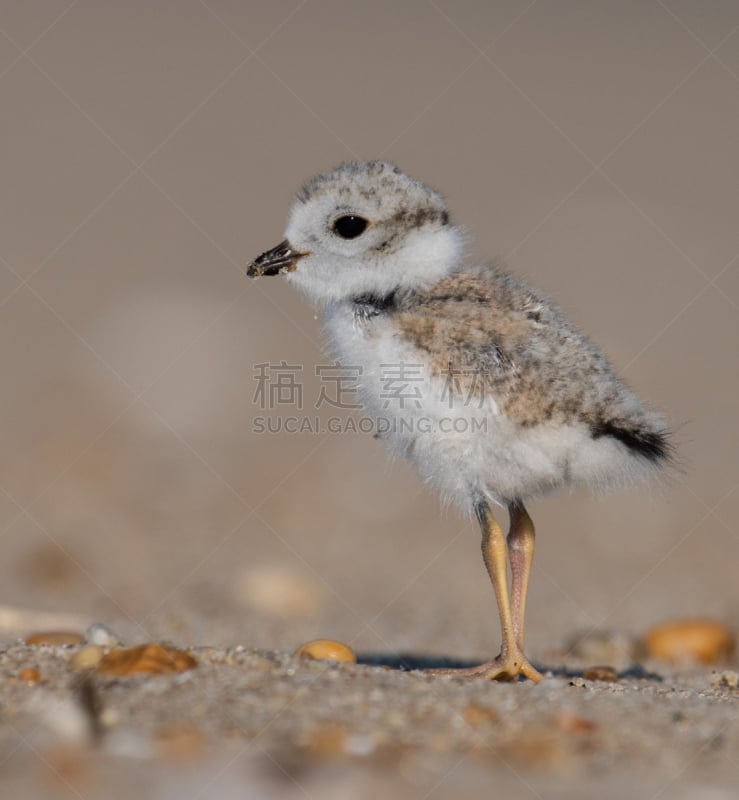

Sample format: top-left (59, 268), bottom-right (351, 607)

top-left (1, 0), bottom-right (738, 664)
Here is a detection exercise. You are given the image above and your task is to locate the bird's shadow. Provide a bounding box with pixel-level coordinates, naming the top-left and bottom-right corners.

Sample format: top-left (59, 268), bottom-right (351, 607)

top-left (357, 653), bottom-right (480, 671)
top-left (356, 653), bottom-right (663, 682)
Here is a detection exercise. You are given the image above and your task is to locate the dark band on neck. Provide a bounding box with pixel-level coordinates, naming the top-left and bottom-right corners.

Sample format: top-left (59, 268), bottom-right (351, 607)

top-left (352, 290), bottom-right (398, 315)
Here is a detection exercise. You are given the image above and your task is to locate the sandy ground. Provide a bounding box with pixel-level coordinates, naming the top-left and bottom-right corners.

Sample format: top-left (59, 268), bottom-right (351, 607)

top-left (0, 634), bottom-right (737, 800)
top-left (4, 433), bottom-right (737, 799)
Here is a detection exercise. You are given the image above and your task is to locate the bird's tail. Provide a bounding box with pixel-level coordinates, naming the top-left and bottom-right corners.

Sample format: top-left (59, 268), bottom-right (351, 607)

top-left (591, 418), bottom-right (673, 465)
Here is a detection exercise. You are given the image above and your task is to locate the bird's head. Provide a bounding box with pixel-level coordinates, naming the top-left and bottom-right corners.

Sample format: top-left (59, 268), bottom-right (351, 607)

top-left (246, 161), bottom-right (463, 305)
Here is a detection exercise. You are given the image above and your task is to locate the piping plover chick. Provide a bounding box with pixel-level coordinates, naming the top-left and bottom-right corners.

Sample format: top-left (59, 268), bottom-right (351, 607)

top-left (247, 161), bottom-right (671, 682)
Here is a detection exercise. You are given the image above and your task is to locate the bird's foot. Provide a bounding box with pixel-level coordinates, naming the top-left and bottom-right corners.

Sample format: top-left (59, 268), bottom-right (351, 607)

top-left (426, 650), bottom-right (543, 683)
top-left (475, 652), bottom-right (543, 683)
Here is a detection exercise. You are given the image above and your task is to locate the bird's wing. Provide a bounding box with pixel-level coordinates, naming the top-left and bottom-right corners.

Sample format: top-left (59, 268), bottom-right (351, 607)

top-left (394, 268), bottom-right (617, 428)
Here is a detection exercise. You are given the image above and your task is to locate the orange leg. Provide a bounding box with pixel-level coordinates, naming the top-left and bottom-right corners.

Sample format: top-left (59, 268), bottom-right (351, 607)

top-left (508, 502), bottom-right (536, 653)
top-left (428, 500), bottom-right (542, 682)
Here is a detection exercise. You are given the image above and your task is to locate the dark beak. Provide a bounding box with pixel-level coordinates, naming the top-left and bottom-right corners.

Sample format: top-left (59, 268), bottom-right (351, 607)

top-left (246, 239), bottom-right (306, 277)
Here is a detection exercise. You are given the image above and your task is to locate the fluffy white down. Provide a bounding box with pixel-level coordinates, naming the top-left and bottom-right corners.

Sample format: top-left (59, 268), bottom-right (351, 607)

top-left (324, 304), bottom-right (658, 511)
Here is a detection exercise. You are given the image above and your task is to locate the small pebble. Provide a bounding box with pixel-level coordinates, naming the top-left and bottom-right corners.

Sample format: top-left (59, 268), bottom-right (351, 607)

top-left (18, 667), bottom-right (41, 683)
top-left (565, 629), bottom-right (642, 664)
top-left (295, 639), bottom-right (357, 663)
top-left (582, 665), bottom-right (619, 682)
top-left (70, 646), bottom-right (104, 671)
top-left (711, 670), bottom-right (738, 689)
top-left (644, 619), bottom-right (735, 665)
top-left (95, 644), bottom-right (197, 676)
top-left (25, 631), bottom-right (85, 646)
top-left (85, 622), bottom-right (122, 647)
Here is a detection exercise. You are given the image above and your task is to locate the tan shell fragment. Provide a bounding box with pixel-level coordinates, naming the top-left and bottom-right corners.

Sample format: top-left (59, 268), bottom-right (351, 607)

top-left (70, 645), bottom-right (105, 671)
top-left (95, 644), bottom-right (198, 676)
top-left (644, 619), bottom-right (735, 665)
top-left (295, 639), bottom-right (357, 663)
top-left (582, 665), bottom-right (620, 682)
top-left (25, 631), bottom-right (85, 646)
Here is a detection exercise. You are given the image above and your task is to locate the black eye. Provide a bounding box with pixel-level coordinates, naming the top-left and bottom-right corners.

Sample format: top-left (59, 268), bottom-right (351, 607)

top-left (332, 215), bottom-right (368, 239)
